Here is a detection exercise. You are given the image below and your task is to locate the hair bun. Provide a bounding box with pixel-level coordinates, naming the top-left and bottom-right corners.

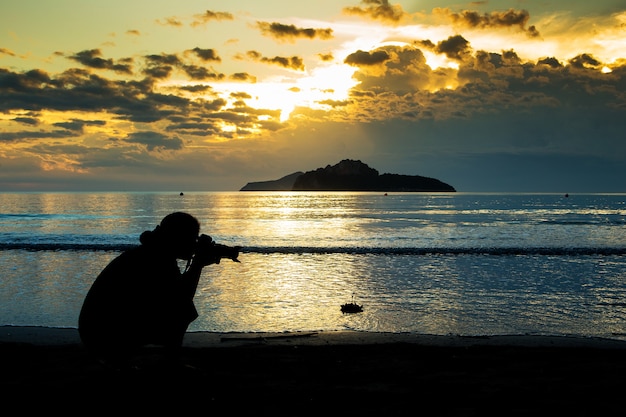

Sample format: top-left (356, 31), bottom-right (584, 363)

top-left (139, 228), bottom-right (158, 245)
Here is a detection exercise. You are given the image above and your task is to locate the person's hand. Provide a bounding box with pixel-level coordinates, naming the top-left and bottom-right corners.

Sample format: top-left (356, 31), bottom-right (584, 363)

top-left (193, 251), bottom-right (220, 266)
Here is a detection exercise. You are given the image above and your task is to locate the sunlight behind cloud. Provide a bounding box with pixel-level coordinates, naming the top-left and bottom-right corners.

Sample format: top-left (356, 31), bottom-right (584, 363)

top-left (1, 1), bottom-right (625, 191)
top-left (208, 63), bottom-right (359, 123)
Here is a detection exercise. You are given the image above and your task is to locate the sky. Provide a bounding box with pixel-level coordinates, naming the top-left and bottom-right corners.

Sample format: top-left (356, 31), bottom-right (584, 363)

top-left (1, 0), bottom-right (625, 192)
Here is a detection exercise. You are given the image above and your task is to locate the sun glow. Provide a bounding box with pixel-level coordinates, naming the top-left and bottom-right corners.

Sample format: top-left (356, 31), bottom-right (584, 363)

top-left (209, 63), bottom-right (359, 123)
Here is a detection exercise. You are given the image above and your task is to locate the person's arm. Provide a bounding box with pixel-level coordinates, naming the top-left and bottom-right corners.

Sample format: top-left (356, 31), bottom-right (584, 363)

top-left (180, 255), bottom-right (219, 300)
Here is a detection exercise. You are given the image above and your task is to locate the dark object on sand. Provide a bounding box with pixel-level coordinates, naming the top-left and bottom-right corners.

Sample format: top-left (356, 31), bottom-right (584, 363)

top-left (341, 295), bottom-right (363, 313)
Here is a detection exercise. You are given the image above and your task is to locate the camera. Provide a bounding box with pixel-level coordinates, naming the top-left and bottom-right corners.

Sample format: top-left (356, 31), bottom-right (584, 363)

top-left (196, 234), bottom-right (241, 263)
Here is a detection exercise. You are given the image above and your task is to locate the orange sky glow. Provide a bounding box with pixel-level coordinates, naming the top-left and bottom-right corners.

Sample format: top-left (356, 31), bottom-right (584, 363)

top-left (1, 1), bottom-right (625, 191)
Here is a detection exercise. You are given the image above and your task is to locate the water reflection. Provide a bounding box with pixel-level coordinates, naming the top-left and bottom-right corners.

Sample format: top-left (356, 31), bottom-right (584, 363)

top-left (2, 191), bottom-right (626, 338)
top-left (194, 253), bottom-right (365, 332)
top-left (2, 249), bottom-right (626, 339)
top-left (192, 192), bottom-right (368, 248)
top-left (190, 253), bottom-right (626, 338)
top-left (0, 250), bottom-right (116, 327)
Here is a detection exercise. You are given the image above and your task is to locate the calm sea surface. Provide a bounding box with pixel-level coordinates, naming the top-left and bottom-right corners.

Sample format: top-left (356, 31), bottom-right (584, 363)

top-left (1, 192), bottom-right (625, 339)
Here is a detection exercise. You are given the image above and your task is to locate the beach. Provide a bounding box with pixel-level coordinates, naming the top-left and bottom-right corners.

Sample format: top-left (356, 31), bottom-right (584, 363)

top-left (2, 327), bottom-right (626, 415)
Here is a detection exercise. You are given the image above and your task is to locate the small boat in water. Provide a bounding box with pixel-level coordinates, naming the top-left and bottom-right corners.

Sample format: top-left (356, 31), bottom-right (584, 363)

top-left (341, 294), bottom-right (363, 313)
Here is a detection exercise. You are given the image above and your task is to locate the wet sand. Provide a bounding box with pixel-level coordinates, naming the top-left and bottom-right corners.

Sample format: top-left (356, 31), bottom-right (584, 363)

top-left (2, 327), bottom-right (626, 415)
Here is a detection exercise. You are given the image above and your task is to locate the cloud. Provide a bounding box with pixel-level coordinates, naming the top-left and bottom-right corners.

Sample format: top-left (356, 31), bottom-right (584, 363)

top-left (188, 47), bottom-right (221, 62)
top-left (143, 53), bottom-right (181, 79)
top-left (229, 72), bottom-right (257, 83)
top-left (0, 48), bottom-right (16, 57)
top-left (256, 22), bottom-right (334, 42)
top-left (343, 0), bottom-right (409, 24)
top-left (125, 131), bottom-right (183, 151)
top-left (156, 17), bottom-right (183, 27)
top-left (0, 68), bottom-right (51, 91)
top-left (0, 129), bottom-right (76, 142)
top-left (191, 10), bottom-right (234, 27)
top-left (344, 49), bottom-right (391, 66)
top-left (435, 7), bottom-right (540, 37)
top-left (53, 119), bottom-right (106, 132)
top-left (330, 39), bottom-right (626, 133)
top-left (569, 53), bottom-right (603, 70)
top-left (0, 66), bottom-right (187, 123)
top-left (13, 116), bottom-right (39, 126)
top-left (318, 53), bottom-right (334, 62)
top-left (181, 65), bottom-right (225, 81)
top-left (242, 50), bottom-right (305, 71)
top-left (67, 49), bottom-right (133, 74)
top-left (143, 52), bottom-right (224, 80)
top-left (1, 5), bottom-right (624, 191)
top-left (436, 35), bottom-right (472, 61)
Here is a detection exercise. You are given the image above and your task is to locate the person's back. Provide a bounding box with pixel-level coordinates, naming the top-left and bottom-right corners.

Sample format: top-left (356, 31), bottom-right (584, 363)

top-left (78, 212), bottom-right (205, 368)
top-left (79, 246), bottom-right (196, 364)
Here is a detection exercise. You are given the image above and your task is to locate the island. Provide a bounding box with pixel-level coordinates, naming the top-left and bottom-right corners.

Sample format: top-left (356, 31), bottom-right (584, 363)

top-left (240, 159), bottom-right (456, 192)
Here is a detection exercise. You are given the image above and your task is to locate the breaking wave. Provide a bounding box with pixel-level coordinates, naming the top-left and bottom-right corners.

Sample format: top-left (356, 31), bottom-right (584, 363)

top-left (1, 243), bottom-right (625, 256)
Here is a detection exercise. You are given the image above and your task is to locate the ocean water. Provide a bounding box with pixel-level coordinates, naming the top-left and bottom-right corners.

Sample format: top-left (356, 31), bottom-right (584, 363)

top-left (1, 192), bottom-right (625, 339)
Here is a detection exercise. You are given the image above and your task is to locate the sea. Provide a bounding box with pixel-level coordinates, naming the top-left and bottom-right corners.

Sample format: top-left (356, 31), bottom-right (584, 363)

top-left (1, 191), bottom-right (625, 340)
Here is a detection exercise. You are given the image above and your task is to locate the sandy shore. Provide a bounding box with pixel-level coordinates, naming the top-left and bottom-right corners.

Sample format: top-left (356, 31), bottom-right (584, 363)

top-left (2, 326), bottom-right (626, 415)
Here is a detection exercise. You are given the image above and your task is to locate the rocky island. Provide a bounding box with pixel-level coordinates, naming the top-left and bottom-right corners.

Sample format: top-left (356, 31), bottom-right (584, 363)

top-left (240, 159), bottom-right (455, 192)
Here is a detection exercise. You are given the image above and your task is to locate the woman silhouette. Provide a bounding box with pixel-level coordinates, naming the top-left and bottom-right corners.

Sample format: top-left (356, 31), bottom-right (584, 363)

top-left (78, 212), bottom-right (222, 368)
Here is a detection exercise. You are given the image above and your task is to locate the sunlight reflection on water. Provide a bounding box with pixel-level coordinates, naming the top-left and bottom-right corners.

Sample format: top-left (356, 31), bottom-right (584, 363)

top-left (2, 250), bottom-right (626, 339)
top-left (1, 192), bottom-right (625, 339)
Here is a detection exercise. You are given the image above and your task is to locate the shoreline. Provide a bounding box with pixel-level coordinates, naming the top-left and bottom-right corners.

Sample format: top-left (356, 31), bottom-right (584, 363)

top-left (3, 325), bottom-right (626, 349)
top-left (3, 325), bottom-right (626, 414)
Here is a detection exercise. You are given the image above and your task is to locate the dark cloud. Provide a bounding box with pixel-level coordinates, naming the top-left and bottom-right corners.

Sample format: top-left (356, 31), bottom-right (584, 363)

top-left (537, 57), bottom-right (563, 69)
top-left (198, 98), bottom-right (228, 111)
top-left (0, 48), bottom-right (16, 57)
top-left (125, 131), bottom-right (183, 151)
top-left (231, 92), bottom-right (252, 100)
top-left (243, 50), bottom-right (305, 71)
top-left (335, 40), bottom-right (626, 138)
top-left (189, 47), bottom-right (221, 62)
top-left (317, 99), bottom-right (351, 107)
top-left (256, 22), bottom-right (333, 42)
top-left (165, 121), bottom-right (222, 137)
top-left (0, 66), bottom-right (186, 123)
top-left (569, 54), bottom-right (603, 70)
top-left (144, 53), bottom-right (182, 67)
top-left (13, 117), bottom-right (39, 126)
top-left (143, 53), bottom-right (181, 79)
top-left (229, 72), bottom-right (257, 83)
top-left (177, 84), bottom-right (213, 93)
top-left (181, 64), bottom-right (225, 80)
top-left (318, 53), bottom-right (334, 62)
top-left (344, 45), bottom-right (457, 102)
top-left (191, 10), bottom-right (234, 27)
top-left (436, 35), bottom-right (471, 61)
top-left (143, 52), bottom-right (224, 80)
top-left (0, 68), bottom-right (50, 91)
top-left (68, 49), bottom-right (133, 74)
top-left (344, 49), bottom-right (391, 66)
top-left (435, 7), bottom-right (540, 37)
top-left (0, 129), bottom-right (75, 142)
top-left (343, 0), bottom-right (408, 23)
top-left (53, 119), bottom-right (106, 132)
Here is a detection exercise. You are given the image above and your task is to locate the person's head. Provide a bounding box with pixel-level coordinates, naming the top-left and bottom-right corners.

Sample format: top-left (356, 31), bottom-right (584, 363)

top-left (140, 212), bottom-right (200, 260)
